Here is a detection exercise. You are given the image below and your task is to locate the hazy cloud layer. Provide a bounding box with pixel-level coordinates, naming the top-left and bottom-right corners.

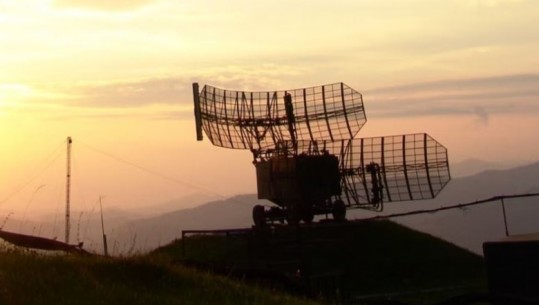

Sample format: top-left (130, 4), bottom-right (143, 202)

top-left (45, 109), bottom-right (190, 122)
top-left (365, 74), bottom-right (539, 123)
top-left (45, 77), bottom-right (192, 108)
top-left (368, 74), bottom-right (539, 94)
top-left (54, 0), bottom-right (155, 11)
top-left (36, 65), bottom-right (306, 109)
top-left (27, 73), bottom-right (539, 123)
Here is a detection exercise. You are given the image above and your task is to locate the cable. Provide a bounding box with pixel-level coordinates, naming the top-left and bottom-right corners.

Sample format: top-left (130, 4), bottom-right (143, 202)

top-left (358, 193), bottom-right (539, 221)
top-left (0, 140), bottom-right (65, 206)
top-left (76, 140), bottom-right (234, 201)
top-left (19, 184), bottom-right (46, 232)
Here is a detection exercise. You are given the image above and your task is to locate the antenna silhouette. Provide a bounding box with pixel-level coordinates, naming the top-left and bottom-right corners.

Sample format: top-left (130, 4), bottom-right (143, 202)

top-left (193, 82), bottom-right (450, 225)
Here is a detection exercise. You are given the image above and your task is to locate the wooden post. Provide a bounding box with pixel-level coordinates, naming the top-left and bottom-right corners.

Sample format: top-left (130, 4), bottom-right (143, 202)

top-left (99, 196), bottom-right (109, 256)
top-left (501, 198), bottom-right (510, 237)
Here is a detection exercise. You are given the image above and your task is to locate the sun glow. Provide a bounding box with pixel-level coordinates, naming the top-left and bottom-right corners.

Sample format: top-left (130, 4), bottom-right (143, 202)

top-left (0, 83), bottom-right (33, 101)
top-left (0, 0), bottom-right (537, 214)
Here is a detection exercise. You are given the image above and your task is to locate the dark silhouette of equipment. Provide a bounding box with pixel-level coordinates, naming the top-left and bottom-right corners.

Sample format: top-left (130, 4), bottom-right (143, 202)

top-left (192, 82), bottom-right (450, 226)
top-left (483, 235), bottom-right (539, 303)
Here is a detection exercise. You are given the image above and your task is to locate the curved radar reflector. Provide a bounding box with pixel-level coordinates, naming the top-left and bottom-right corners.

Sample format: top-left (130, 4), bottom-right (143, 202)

top-left (194, 83), bottom-right (367, 151)
top-left (270, 133), bottom-right (451, 211)
top-left (340, 133), bottom-right (451, 211)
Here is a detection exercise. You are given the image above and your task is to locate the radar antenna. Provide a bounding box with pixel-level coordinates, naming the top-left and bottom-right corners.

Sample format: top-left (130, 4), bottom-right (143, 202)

top-left (193, 82), bottom-right (450, 225)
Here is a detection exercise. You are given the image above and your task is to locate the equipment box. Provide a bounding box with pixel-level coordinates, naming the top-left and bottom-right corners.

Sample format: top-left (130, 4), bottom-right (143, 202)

top-left (483, 234), bottom-right (539, 302)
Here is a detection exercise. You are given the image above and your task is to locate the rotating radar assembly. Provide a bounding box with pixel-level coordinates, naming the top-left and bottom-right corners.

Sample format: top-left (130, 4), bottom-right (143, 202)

top-left (193, 82), bottom-right (450, 226)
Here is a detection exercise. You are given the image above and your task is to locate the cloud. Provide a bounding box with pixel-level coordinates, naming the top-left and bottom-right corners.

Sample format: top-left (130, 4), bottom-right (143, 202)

top-left (3, 78), bottom-right (194, 121)
top-left (54, 0), bottom-right (155, 11)
top-left (364, 74), bottom-right (539, 121)
top-left (25, 73), bottom-right (539, 124)
top-left (32, 64), bottom-right (307, 109)
top-left (44, 109), bottom-right (190, 121)
top-left (368, 74), bottom-right (539, 94)
top-left (472, 106), bottom-right (489, 126)
top-left (6, 96), bottom-right (189, 121)
top-left (43, 77), bottom-right (192, 108)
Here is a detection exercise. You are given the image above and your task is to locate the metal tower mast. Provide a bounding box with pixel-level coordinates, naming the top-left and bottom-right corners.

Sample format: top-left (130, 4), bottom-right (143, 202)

top-left (65, 137), bottom-right (72, 244)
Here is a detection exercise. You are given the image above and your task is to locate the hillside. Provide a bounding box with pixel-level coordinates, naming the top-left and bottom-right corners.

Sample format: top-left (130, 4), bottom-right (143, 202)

top-left (393, 161), bottom-right (539, 253)
top-left (0, 247), bottom-right (317, 305)
top-left (450, 158), bottom-right (522, 178)
top-left (0, 193), bottom-right (224, 255)
top-left (153, 220), bottom-right (486, 303)
top-left (109, 194), bottom-right (263, 253)
top-left (0, 220), bottom-right (486, 305)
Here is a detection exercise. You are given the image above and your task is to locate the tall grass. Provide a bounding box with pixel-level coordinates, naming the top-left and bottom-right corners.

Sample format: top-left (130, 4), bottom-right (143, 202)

top-left (0, 220), bottom-right (488, 305)
top-left (0, 245), bottom-right (319, 305)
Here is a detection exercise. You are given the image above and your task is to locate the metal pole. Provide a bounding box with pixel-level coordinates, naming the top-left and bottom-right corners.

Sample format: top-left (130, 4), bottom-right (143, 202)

top-left (501, 198), bottom-right (510, 237)
top-left (192, 83), bottom-right (203, 141)
top-left (65, 137), bottom-right (72, 244)
top-left (99, 196), bottom-right (108, 256)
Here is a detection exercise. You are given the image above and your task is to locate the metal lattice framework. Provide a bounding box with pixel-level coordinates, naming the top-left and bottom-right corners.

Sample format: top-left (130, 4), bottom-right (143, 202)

top-left (193, 81), bottom-right (451, 213)
top-left (195, 83), bottom-right (366, 152)
top-left (273, 133), bottom-right (450, 211)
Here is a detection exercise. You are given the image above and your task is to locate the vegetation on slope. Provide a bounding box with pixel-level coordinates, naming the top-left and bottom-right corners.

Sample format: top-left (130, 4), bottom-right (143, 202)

top-left (153, 220), bottom-right (487, 303)
top-left (0, 247), bottom-right (318, 305)
top-left (0, 220), bottom-right (487, 305)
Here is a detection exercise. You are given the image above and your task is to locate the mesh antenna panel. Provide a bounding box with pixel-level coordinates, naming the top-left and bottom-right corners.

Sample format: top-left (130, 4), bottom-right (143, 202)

top-left (193, 83), bottom-right (366, 152)
top-left (276, 133), bottom-right (450, 211)
top-left (193, 81), bottom-right (451, 221)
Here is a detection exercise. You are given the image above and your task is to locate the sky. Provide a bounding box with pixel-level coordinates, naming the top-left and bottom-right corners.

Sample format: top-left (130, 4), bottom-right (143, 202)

top-left (1, 0), bottom-right (539, 218)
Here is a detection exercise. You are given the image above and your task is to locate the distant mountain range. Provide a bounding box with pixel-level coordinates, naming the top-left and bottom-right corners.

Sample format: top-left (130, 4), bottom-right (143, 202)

top-left (4, 160), bottom-right (539, 255)
top-left (108, 194), bottom-right (263, 253)
top-left (393, 160), bottom-right (539, 254)
top-left (103, 160), bottom-right (539, 254)
top-left (450, 158), bottom-right (528, 177)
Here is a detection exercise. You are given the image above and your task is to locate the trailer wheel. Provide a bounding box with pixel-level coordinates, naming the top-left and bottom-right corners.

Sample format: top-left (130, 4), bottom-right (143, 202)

top-left (301, 206), bottom-right (314, 224)
top-left (286, 205), bottom-right (301, 226)
top-left (332, 200), bottom-right (346, 221)
top-left (252, 205), bottom-right (266, 227)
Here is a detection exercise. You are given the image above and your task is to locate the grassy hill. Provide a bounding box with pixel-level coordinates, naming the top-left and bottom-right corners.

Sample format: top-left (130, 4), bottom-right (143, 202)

top-left (153, 220), bottom-right (487, 303)
top-left (0, 220), bottom-right (487, 304)
top-left (0, 246), bottom-right (318, 305)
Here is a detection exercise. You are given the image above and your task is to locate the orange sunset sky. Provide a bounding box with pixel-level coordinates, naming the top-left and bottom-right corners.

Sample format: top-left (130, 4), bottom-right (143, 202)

top-left (1, 0), bottom-right (538, 215)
